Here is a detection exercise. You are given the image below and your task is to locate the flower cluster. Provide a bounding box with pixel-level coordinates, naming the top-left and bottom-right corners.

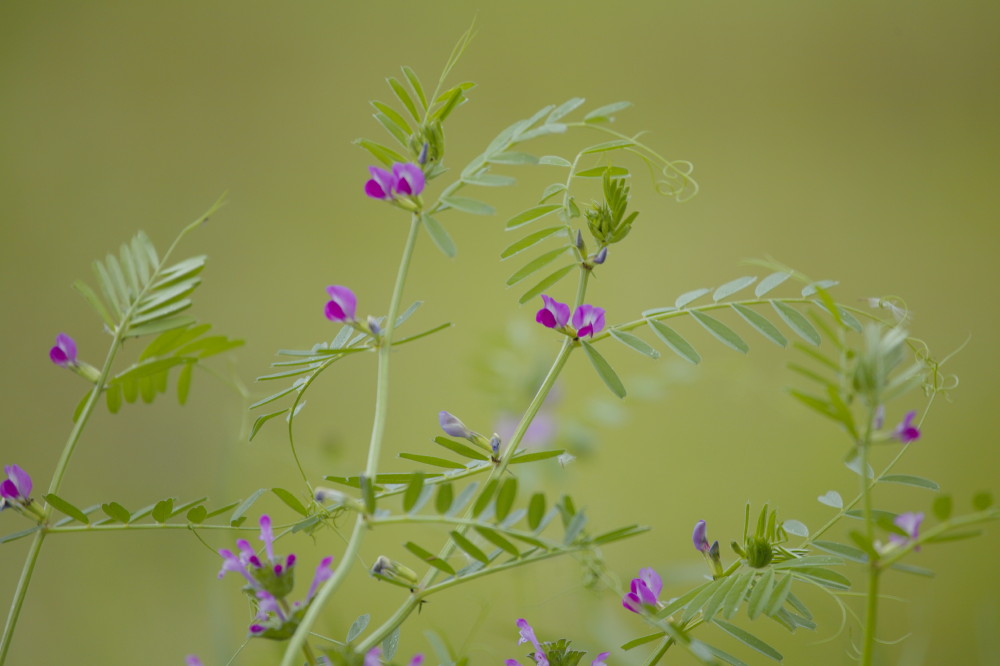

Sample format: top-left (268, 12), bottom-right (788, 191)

top-left (217, 515), bottom-right (333, 639)
top-left (535, 295), bottom-right (606, 339)
top-left (505, 618), bottom-right (609, 665)
top-left (365, 162), bottom-right (425, 201)
top-left (622, 567), bottom-right (663, 614)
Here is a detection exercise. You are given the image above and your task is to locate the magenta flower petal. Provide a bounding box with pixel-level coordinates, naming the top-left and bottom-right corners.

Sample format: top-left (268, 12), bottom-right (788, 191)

top-left (407, 656), bottom-right (425, 666)
top-left (639, 567), bottom-right (662, 599)
top-left (392, 162), bottom-right (425, 196)
top-left (894, 511), bottom-right (923, 540)
top-left (892, 411), bottom-right (921, 443)
top-left (622, 591), bottom-right (642, 613)
top-left (185, 656), bottom-right (205, 666)
top-left (3, 464), bottom-right (31, 499)
top-left (307, 556), bottom-right (334, 601)
top-left (692, 520), bottom-right (710, 553)
top-left (364, 647), bottom-right (383, 666)
top-left (49, 333), bottom-right (77, 367)
top-left (536, 294), bottom-right (570, 329)
top-left (592, 652), bottom-right (610, 666)
top-left (324, 285), bottom-right (357, 322)
top-left (572, 304), bottom-right (606, 338)
top-left (365, 166), bottom-right (396, 200)
top-left (259, 515), bottom-right (275, 563)
top-left (516, 618), bottom-right (541, 650)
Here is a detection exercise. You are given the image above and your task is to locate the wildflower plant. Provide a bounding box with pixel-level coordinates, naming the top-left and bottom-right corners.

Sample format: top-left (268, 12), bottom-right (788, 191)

top-left (1, 24), bottom-right (997, 666)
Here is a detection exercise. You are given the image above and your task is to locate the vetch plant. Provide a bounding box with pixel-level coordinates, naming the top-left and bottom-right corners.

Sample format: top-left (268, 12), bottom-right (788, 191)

top-left (1, 24), bottom-right (997, 666)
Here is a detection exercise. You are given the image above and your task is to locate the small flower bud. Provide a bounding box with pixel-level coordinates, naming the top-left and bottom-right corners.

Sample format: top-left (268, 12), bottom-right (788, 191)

top-left (592, 246), bottom-right (608, 265)
top-left (489, 433), bottom-right (501, 458)
top-left (371, 555), bottom-right (419, 588)
top-left (745, 537), bottom-right (774, 569)
top-left (367, 315), bottom-right (382, 337)
top-left (692, 520), bottom-right (710, 553)
top-left (575, 229), bottom-right (584, 250)
top-left (314, 487), bottom-right (348, 505)
top-left (418, 142), bottom-right (429, 165)
top-left (439, 411), bottom-right (474, 439)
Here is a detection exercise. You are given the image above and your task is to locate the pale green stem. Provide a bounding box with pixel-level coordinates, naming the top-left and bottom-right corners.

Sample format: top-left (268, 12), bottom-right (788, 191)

top-left (644, 636), bottom-right (674, 666)
top-left (280, 214), bottom-right (421, 666)
top-left (357, 266), bottom-right (592, 652)
top-left (1, 318), bottom-right (128, 664)
top-left (858, 412), bottom-right (878, 666)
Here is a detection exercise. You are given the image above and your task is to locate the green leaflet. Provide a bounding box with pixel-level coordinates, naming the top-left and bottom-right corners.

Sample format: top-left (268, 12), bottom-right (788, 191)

top-left (648, 320), bottom-right (701, 364)
top-left (505, 204), bottom-right (562, 230)
top-left (506, 247), bottom-right (571, 287)
top-left (583, 100), bottom-right (631, 122)
top-left (518, 263), bottom-right (575, 304)
top-left (422, 215), bottom-right (457, 258)
top-left (755, 272), bottom-right (790, 297)
top-left (441, 196), bottom-right (495, 216)
top-left (713, 276), bottom-right (757, 301)
top-left (691, 311), bottom-right (749, 353)
top-left (500, 226), bottom-right (565, 259)
top-left (609, 329), bottom-right (660, 358)
top-left (731, 304), bottom-right (788, 347)
top-left (771, 301), bottom-right (821, 346)
top-left (713, 619), bottom-right (783, 662)
top-left (580, 340), bottom-right (626, 398)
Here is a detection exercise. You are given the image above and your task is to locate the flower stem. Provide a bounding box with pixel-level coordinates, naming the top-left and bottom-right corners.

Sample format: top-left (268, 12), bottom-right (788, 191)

top-left (279, 214), bottom-right (422, 666)
top-left (859, 411), bottom-right (879, 666)
top-left (357, 263), bottom-right (593, 652)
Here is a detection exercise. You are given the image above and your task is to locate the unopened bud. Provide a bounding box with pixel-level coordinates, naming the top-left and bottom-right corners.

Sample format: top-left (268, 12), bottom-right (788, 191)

top-left (367, 315), bottom-right (382, 336)
top-left (745, 537), bottom-right (774, 569)
top-left (314, 487), bottom-right (348, 505)
top-left (439, 411), bottom-right (474, 439)
top-left (371, 555), bottom-right (420, 588)
top-left (489, 433), bottom-right (501, 458)
top-left (418, 142), bottom-right (429, 165)
top-left (575, 229), bottom-right (584, 250)
top-left (592, 246), bottom-right (608, 265)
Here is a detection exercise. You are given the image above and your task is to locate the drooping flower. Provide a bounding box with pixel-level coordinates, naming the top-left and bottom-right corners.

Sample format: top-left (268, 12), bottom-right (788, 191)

top-left (889, 512), bottom-right (924, 550)
top-left (0, 465), bottom-right (32, 506)
top-left (622, 567), bottom-right (662, 613)
top-left (572, 304), bottom-right (606, 339)
top-left (49, 333), bottom-right (77, 367)
top-left (892, 411), bottom-right (921, 444)
top-left (439, 411), bottom-right (474, 439)
top-left (536, 294), bottom-right (570, 330)
top-left (324, 285), bottom-right (358, 322)
top-left (692, 520), bottom-right (710, 553)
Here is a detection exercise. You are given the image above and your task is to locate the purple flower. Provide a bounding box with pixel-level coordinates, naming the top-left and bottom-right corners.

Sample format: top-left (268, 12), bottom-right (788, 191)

top-left (592, 247), bottom-right (608, 265)
top-left (259, 514), bottom-right (276, 562)
top-left (185, 657), bottom-right (204, 666)
top-left (692, 520), bottom-right (710, 553)
top-left (515, 618), bottom-right (549, 666)
top-left (439, 411), bottom-right (474, 439)
top-left (49, 333), bottom-right (77, 367)
top-left (592, 653), bottom-right (610, 666)
top-left (0, 465), bottom-right (32, 505)
top-left (622, 567), bottom-right (662, 613)
top-left (889, 512), bottom-right (924, 550)
top-left (572, 304), bottom-right (606, 339)
top-left (365, 166), bottom-right (397, 200)
top-left (324, 285), bottom-right (357, 322)
top-left (393, 162), bottom-right (425, 196)
top-left (306, 556), bottom-right (334, 602)
top-left (536, 295), bottom-right (570, 329)
top-left (364, 162), bottom-right (425, 200)
top-left (408, 656), bottom-right (425, 666)
top-left (892, 411), bottom-right (920, 444)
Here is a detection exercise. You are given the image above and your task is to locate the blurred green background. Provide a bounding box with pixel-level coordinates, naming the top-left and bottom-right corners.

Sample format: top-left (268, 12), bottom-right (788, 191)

top-left (2, 2), bottom-right (999, 664)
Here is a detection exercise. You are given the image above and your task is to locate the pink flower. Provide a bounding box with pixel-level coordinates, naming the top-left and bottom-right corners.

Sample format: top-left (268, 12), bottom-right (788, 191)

top-left (49, 333), bottom-right (77, 367)
top-left (889, 512), bottom-right (924, 550)
top-left (622, 567), bottom-right (662, 613)
top-left (692, 520), bottom-right (710, 553)
top-left (536, 294), bottom-right (571, 329)
top-left (892, 411), bottom-right (920, 444)
top-left (572, 304), bottom-right (605, 339)
top-left (324, 285), bottom-right (357, 322)
top-left (0, 464), bottom-right (32, 508)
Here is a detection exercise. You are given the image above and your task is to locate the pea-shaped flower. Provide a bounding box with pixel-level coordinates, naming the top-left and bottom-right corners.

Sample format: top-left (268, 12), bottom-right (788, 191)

top-left (49, 333), bottom-right (77, 367)
top-left (364, 162), bottom-right (425, 200)
top-left (572, 304), bottom-right (606, 339)
top-left (324, 285), bottom-right (357, 322)
top-left (536, 294), bottom-right (570, 329)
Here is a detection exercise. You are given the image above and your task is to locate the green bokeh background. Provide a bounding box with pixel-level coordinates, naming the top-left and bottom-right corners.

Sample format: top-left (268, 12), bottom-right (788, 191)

top-left (2, 3), bottom-right (999, 664)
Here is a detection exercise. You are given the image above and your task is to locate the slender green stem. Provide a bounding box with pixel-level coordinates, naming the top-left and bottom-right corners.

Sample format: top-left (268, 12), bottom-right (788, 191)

top-left (358, 266), bottom-right (591, 652)
top-left (279, 214), bottom-right (422, 666)
top-left (1, 312), bottom-right (129, 664)
top-left (644, 636), bottom-right (674, 666)
top-left (858, 411), bottom-right (878, 666)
